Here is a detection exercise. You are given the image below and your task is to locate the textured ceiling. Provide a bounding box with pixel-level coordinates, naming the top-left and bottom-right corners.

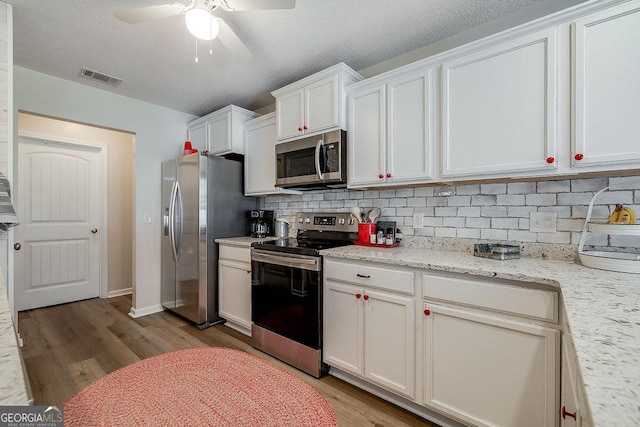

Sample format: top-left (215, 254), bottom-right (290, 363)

top-left (11, 0), bottom-right (559, 117)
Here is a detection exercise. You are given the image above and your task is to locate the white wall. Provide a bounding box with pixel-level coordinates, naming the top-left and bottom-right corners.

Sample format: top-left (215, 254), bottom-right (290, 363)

top-left (13, 66), bottom-right (197, 315)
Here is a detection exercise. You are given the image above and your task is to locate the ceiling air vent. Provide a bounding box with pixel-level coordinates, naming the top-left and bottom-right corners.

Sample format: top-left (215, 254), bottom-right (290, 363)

top-left (79, 67), bottom-right (122, 87)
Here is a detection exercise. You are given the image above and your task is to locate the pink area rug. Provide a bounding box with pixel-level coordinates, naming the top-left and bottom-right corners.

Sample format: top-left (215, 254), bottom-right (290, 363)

top-left (64, 347), bottom-right (337, 426)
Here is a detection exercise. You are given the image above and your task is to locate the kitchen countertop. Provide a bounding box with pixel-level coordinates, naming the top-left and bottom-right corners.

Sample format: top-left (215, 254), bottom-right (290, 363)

top-left (215, 236), bottom-right (279, 247)
top-left (0, 271), bottom-right (30, 405)
top-left (321, 245), bottom-right (640, 427)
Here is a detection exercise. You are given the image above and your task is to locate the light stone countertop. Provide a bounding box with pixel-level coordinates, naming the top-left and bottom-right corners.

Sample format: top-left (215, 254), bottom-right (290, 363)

top-left (0, 271), bottom-right (30, 405)
top-left (321, 245), bottom-right (640, 427)
top-left (215, 236), bottom-right (279, 247)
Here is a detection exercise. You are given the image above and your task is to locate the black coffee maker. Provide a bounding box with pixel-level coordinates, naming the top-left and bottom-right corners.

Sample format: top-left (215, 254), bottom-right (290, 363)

top-left (249, 210), bottom-right (275, 238)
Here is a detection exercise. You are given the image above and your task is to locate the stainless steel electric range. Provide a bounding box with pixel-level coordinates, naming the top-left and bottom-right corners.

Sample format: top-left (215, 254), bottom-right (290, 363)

top-left (250, 212), bottom-right (358, 377)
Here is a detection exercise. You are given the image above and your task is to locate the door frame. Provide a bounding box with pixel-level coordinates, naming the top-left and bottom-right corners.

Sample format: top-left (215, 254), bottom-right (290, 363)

top-left (13, 132), bottom-right (109, 311)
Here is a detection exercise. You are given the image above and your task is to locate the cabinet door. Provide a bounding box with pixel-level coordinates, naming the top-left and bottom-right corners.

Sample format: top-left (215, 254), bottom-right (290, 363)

top-left (244, 116), bottom-right (277, 195)
top-left (347, 84), bottom-right (386, 188)
top-left (323, 280), bottom-right (364, 376)
top-left (423, 303), bottom-right (559, 427)
top-left (218, 259), bottom-right (252, 334)
top-left (572, 2), bottom-right (640, 168)
top-left (276, 89), bottom-right (305, 141)
top-left (387, 69), bottom-right (435, 184)
top-left (305, 74), bottom-right (339, 134)
top-left (441, 28), bottom-right (558, 178)
top-left (560, 337), bottom-right (579, 427)
top-left (364, 288), bottom-right (415, 399)
top-left (207, 111), bottom-right (231, 155)
top-left (187, 121), bottom-right (207, 152)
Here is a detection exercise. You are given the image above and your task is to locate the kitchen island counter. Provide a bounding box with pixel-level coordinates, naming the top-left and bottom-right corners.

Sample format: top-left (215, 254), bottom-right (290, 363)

top-left (321, 245), bottom-right (640, 427)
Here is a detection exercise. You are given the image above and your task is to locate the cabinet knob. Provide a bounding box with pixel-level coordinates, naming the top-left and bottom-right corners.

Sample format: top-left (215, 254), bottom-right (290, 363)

top-left (562, 406), bottom-right (577, 420)
top-left (355, 293), bottom-right (362, 299)
top-left (246, 270), bottom-right (251, 274)
top-left (298, 127), bottom-right (302, 132)
top-left (303, 125), bottom-right (308, 130)
top-left (424, 309), bottom-right (431, 316)
top-left (386, 173), bottom-right (391, 178)
top-left (378, 173), bottom-right (384, 179)
top-left (363, 295), bottom-right (369, 301)
top-left (546, 156), bottom-right (555, 164)
top-left (574, 153), bottom-right (584, 161)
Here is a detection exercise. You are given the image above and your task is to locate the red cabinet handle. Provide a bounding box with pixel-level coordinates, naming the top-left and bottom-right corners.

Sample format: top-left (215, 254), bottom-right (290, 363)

top-left (355, 293), bottom-right (361, 299)
top-left (378, 173), bottom-right (384, 179)
top-left (546, 156), bottom-right (555, 164)
top-left (363, 295), bottom-right (369, 301)
top-left (386, 173), bottom-right (391, 178)
top-left (246, 270), bottom-right (251, 274)
top-left (297, 127), bottom-right (302, 132)
top-left (303, 125), bottom-right (308, 130)
top-left (424, 309), bottom-right (431, 316)
top-left (574, 153), bottom-right (584, 161)
top-left (562, 406), bottom-right (577, 420)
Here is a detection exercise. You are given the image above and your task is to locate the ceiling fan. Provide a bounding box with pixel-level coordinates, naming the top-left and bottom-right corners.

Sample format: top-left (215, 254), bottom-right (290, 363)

top-left (114, 0), bottom-right (296, 62)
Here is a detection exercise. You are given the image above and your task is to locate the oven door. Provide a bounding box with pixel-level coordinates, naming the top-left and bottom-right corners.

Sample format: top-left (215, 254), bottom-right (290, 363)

top-left (251, 249), bottom-right (322, 350)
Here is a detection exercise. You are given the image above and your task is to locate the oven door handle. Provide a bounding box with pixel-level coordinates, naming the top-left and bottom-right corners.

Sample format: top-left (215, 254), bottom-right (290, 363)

top-left (252, 250), bottom-right (321, 272)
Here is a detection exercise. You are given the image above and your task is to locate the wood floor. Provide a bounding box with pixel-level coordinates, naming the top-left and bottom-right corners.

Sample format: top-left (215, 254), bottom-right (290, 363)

top-left (18, 295), bottom-right (436, 426)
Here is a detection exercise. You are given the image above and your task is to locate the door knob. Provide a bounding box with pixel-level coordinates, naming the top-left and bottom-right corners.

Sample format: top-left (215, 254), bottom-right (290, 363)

top-left (13, 243), bottom-right (21, 251)
top-left (91, 228), bottom-right (98, 234)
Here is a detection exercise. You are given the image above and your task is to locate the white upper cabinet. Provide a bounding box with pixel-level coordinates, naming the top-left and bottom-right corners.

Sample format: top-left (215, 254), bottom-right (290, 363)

top-left (187, 105), bottom-right (259, 156)
top-left (571, 1), bottom-right (640, 169)
top-left (441, 28), bottom-right (559, 179)
top-left (244, 113), bottom-right (300, 196)
top-left (272, 63), bottom-right (363, 142)
top-left (348, 66), bottom-right (436, 188)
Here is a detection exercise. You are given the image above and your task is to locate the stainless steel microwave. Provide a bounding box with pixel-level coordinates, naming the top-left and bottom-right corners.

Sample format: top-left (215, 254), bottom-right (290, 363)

top-left (275, 130), bottom-right (347, 189)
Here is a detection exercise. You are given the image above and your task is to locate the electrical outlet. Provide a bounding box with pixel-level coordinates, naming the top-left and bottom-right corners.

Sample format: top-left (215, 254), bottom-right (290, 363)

top-left (530, 212), bottom-right (556, 233)
top-left (413, 213), bottom-right (424, 229)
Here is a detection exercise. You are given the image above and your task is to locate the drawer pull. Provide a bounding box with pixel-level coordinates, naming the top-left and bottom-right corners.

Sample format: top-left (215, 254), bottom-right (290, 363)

top-left (356, 274), bottom-right (370, 278)
top-left (562, 406), bottom-right (577, 420)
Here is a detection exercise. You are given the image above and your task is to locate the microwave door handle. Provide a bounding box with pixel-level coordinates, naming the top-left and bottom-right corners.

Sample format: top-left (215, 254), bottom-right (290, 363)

top-left (315, 138), bottom-right (324, 181)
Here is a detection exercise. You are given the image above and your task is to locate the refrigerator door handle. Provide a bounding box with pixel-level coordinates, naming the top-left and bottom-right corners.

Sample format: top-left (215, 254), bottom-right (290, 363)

top-left (168, 181), bottom-right (179, 263)
top-left (174, 181), bottom-right (183, 261)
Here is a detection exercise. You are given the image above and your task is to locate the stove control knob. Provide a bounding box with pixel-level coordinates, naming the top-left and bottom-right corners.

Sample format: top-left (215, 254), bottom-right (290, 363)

top-left (298, 218), bottom-right (304, 224)
top-left (305, 218), bottom-right (311, 224)
top-left (338, 218), bottom-right (345, 225)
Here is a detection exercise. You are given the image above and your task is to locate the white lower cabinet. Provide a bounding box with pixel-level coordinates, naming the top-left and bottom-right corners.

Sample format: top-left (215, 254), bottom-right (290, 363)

top-left (422, 302), bottom-right (559, 427)
top-left (218, 244), bottom-right (252, 336)
top-left (324, 259), bottom-right (416, 399)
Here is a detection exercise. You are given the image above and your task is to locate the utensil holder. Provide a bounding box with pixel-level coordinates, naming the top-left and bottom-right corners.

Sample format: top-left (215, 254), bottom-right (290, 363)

top-left (358, 223), bottom-right (377, 243)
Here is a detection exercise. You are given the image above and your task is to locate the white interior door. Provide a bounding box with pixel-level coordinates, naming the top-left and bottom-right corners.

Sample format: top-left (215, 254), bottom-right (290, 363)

top-left (15, 138), bottom-right (102, 311)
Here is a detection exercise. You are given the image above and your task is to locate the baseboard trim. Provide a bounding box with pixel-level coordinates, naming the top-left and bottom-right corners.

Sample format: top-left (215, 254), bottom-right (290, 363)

top-left (128, 304), bottom-right (163, 318)
top-left (107, 287), bottom-right (132, 298)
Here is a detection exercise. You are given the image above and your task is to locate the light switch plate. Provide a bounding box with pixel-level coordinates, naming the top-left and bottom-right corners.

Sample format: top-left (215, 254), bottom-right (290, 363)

top-left (530, 212), bottom-right (556, 233)
top-left (413, 213), bottom-right (424, 229)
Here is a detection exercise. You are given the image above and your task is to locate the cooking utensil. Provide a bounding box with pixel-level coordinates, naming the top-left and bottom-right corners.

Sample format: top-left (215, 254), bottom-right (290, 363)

top-left (350, 207), bottom-right (362, 223)
top-left (368, 208), bottom-right (381, 223)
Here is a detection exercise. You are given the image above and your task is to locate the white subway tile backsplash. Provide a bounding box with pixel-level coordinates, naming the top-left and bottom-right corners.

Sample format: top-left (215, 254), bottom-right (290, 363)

top-left (264, 175), bottom-right (639, 253)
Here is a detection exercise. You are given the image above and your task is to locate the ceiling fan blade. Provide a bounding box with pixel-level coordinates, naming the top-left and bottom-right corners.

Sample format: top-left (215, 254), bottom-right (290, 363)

top-left (222, 0), bottom-right (295, 11)
top-left (217, 19), bottom-right (252, 62)
top-left (114, 4), bottom-right (183, 24)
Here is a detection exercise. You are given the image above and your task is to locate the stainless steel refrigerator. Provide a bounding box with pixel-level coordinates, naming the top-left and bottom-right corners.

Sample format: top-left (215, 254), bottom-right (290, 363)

top-left (161, 152), bottom-right (257, 329)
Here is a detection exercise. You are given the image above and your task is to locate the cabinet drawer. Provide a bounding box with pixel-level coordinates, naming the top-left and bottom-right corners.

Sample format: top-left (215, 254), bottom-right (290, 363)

top-left (219, 245), bottom-right (251, 264)
top-left (325, 259), bottom-right (414, 295)
top-left (423, 274), bottom-right (557, 322)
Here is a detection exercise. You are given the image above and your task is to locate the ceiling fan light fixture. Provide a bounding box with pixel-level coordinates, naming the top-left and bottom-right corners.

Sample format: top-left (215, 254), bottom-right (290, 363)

top-left (185, 8), bottom-right (220, 40)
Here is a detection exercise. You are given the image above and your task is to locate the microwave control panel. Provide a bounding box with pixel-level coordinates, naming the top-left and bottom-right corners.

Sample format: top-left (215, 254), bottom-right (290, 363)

top-left (325, 143), bottom-right (339, 172)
